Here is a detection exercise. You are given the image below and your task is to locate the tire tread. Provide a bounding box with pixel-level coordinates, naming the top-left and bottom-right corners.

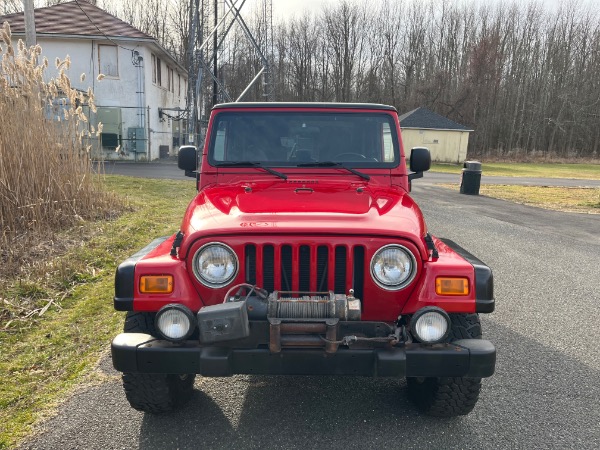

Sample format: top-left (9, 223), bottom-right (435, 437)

top-left (120, 312), bottom-right (195, 414)
top-left (123, 372), bottom-right (195, 414)
top-left (406, 313), bottom-right (483, 417)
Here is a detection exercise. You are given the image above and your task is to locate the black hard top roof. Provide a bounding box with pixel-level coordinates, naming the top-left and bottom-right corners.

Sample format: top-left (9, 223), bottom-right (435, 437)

top-left (212, 102), bottom-right (397, 112)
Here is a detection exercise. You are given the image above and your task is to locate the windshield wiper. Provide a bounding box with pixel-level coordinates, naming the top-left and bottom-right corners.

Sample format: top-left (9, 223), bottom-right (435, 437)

top-left (296, 161), bottom-right (370, 181)
top-left (214, 161), bottom-right (287, 180)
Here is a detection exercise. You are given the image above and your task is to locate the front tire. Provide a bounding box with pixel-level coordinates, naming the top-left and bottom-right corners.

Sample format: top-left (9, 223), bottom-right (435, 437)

top-left (406, 313), bottom-right (483, 417)
top-left (123, 372), bottom-right (195, 414)
top-left (121, 312), bottom-right (196, 413)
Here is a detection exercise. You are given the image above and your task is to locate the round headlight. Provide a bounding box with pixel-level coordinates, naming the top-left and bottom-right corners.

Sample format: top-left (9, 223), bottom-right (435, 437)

top-left (193, 243), bottom-right (238, 288)
top-left (370, 244), bottom-right (416, 290)
top-left (155, 304), bottom-right (196, 342)
top-left (411, 307), bottom-right (450, 344)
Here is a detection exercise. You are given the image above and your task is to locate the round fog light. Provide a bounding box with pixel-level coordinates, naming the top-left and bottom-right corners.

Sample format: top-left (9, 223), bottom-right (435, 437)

top-left (411, 307), bottom-right (450, 344)
top-left (155, 304), bottom-right (196, 342)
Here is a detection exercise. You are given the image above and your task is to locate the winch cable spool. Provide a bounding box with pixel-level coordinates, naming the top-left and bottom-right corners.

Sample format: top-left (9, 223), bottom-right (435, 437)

top-left (270, 293), bottom-right (331, 319)
top-left (267, 290), bottom-right (361, 321)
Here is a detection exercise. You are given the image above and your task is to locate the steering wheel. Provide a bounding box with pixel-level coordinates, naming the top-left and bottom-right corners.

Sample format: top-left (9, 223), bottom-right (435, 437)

top-left (333, 152), bottom-right (367, 161)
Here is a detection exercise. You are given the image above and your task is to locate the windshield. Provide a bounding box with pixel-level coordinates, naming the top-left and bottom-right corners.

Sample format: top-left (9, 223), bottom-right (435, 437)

top-left (208, 111), bottom-right (400, 168)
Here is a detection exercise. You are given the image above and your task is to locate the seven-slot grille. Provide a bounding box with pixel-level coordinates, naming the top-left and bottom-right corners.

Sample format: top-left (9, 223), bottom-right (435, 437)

top-left (245, 243), bottom-right (365, 300)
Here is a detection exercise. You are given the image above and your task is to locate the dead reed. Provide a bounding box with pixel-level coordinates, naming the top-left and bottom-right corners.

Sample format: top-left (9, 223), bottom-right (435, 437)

top-left (0, 22), bottom-right (120, 278)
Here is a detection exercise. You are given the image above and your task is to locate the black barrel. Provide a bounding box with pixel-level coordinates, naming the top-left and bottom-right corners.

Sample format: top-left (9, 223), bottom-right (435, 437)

top-left (460, 161), bottom-right (482, 195)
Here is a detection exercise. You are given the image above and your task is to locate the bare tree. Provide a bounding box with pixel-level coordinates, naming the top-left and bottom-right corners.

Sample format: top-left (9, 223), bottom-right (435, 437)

top-left (4, 0), bottom-right (599, 158)
top-left (322, 1), bottom-right (367, 101)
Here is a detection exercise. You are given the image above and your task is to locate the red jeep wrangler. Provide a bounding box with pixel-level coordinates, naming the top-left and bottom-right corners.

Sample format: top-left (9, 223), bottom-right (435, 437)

top-left (111, 102), bottom-right (495, 417)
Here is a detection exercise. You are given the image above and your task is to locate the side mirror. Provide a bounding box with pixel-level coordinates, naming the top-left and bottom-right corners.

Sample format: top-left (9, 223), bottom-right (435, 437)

top-left (409, 147), bottom-right (431, 173)
top-left (407, 147), bottom-right (431, 189)
top-left (178, 145), bottom-right (198, 177)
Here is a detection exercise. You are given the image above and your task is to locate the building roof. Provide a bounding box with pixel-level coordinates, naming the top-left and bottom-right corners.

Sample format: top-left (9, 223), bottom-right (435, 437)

top-left (399, 107), bottom-right (472, 131)
top-left (0, 1), bottom-right (187, 73)
top-left (0, 0), bottom-right (152, 40)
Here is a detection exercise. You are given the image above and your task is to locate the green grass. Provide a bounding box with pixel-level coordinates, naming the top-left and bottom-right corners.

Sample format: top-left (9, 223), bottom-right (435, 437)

top-left (431, 162), bottom-right (600, 179)
top-left (479, 185), bottom-right (600, 213)
top-left (0, 176), bottom-right (196, 449)
top-left (440, 183), bottom-right (600, 214)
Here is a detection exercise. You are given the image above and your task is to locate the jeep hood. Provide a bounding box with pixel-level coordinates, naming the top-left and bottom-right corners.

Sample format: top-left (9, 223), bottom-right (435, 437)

top-left (179, 181), bottom-right (428, 259)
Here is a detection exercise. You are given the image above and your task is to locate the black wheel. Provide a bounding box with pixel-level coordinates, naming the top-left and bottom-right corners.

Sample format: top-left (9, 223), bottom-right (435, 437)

top-left (123, 311), bottom-right (157, 335)
top-left (123, 372), bottom-right (195, 414)
top-left (406, 313), bottom-right (483, 417)
top-left (121, 312), bottom-right (196, 413)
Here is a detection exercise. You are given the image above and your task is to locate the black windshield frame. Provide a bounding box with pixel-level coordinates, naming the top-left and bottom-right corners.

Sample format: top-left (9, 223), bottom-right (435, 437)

top-left (207, 111), bottom-right (401, 169)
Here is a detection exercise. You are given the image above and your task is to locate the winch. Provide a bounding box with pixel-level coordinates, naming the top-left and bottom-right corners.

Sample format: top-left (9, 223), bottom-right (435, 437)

top-left (267, 290), bottom-right (361, 321)
top-left (197, 285), bottom-right (362, 345)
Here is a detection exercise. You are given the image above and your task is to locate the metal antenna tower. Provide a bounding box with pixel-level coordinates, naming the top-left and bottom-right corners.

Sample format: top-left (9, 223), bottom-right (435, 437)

top-left (186, 0), bottom-right (274, 142)
top-left (260, 0), bottom-right (274, 100)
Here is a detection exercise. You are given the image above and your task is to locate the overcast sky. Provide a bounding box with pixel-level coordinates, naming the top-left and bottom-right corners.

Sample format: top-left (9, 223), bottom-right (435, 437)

top-left (266, 0), bottom-right (597, 20)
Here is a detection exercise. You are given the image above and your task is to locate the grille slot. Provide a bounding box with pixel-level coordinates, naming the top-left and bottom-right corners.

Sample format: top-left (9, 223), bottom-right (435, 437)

top-left (334, 246), bottom-right (347, 294)
top-left (281, 245), bottom-right (293, 291)
top-left (353, 246), bottom-right (365, 301)
top-left (245, 245), bottom-right (256, 284)
top-left (317, 246), bottom-right (328, 291)
top-left (263, 245), bottom-right (274, 292)
top-left (299, 245), bottom-right (311, 291)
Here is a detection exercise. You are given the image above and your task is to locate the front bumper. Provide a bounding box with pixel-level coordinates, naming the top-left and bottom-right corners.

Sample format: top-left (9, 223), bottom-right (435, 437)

top-left (111, 333), bottom-right (495, 378)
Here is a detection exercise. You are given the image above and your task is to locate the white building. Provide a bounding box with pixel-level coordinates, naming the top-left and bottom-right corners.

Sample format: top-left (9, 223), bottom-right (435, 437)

top-left (0, 0), bottom-right (188, 160)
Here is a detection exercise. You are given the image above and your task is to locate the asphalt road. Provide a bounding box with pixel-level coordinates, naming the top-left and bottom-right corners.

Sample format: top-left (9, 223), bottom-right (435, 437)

top-left (20, 170), bottom-right (600, 449)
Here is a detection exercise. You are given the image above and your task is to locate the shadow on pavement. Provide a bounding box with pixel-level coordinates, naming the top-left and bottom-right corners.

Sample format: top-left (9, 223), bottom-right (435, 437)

top-left (19, 321), bottom-right (600, 450)
top-left (135, 319), bottom-right (600, 450)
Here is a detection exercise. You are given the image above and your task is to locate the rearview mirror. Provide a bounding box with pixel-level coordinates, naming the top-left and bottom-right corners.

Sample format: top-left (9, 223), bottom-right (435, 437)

top-left (178, 145), bottom-right (198, 177)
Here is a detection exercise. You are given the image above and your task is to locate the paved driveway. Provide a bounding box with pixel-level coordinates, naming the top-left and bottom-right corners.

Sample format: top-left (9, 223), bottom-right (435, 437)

top-left (20, 171), bottom-right (600, 450)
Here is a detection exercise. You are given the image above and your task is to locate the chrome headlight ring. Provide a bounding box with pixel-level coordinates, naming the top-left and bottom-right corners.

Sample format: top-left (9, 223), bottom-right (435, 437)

top-left (155, 304), bottom-right (196, 342)
top-left (410, 306), bottom-right (451, 344)
top-left (192, 242), bottom-right (239, 288)
top-left (370, 244), bottom-right (417, 290)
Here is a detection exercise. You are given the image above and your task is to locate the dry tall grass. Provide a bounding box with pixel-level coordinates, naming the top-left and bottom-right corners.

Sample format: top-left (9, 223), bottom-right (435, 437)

top-left (0, 22), bottom-right (120, 278)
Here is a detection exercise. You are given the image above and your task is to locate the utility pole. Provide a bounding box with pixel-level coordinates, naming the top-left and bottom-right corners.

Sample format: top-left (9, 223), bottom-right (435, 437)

top-left (23, 0), bottom-right (36, 48)
top-left (212, 0), bottom-right (218, 106)
top-left (187, 0), bottom-right (200, 143)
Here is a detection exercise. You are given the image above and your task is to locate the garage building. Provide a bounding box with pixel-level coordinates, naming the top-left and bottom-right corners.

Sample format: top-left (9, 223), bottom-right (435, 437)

top-left (399, 107), bottom-right (473, 163)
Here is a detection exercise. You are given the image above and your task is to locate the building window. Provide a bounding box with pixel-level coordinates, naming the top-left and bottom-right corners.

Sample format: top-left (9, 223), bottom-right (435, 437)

top-left (151, 54), bottom-right (156, 83)
top-left (96, 107), bottom-right (122, 150)
top-left (178, 74), bottom-right (181, 97)
top-left (101, 133), bottom-right (120, 148)
top-left (156, 57), bottom-right (162, 86)
top-left (98, 44), bottom-right (118, 78)
top-left (170, 68), bottom-right (175, 93)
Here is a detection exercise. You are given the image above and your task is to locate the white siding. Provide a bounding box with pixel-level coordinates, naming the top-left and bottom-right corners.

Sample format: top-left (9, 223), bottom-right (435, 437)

top-left (9, 36), bottom-right (187, 160)
top-left (401, 129), bottom-right (470, 163)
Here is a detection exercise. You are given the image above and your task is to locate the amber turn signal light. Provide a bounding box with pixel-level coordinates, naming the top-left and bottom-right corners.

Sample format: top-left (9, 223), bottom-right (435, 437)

top-left (140, 275), bottom-right (173, 294)
top-left (435, 277), bottom-right (469, 296)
